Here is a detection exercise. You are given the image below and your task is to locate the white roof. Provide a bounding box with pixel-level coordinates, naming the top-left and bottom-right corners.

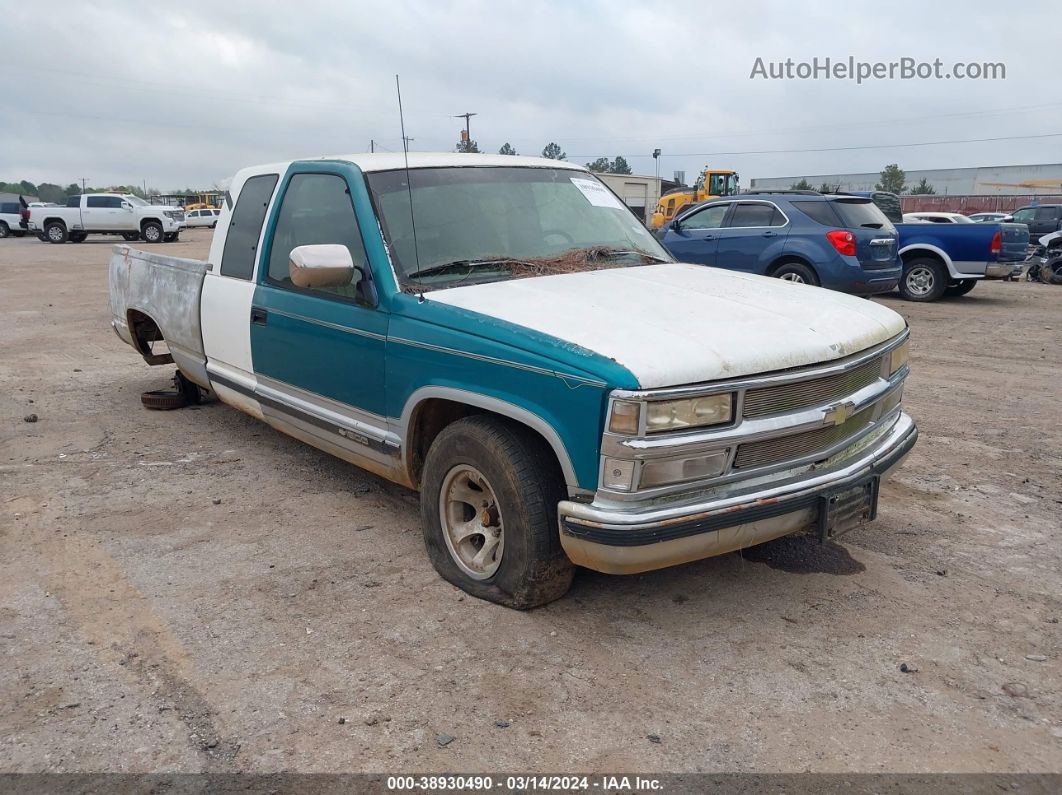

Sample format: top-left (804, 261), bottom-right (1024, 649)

top-left (235, 152), bottom-right (588, 181)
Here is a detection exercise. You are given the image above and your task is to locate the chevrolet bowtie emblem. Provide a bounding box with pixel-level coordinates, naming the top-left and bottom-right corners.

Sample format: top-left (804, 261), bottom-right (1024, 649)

top-left (823, 400), bottom-right (856, 426)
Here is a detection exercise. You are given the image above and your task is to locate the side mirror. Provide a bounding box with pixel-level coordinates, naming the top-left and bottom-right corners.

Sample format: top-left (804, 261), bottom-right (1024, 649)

top-left (121, 201), bottom-right (133, 210)
top-left (1002, 216), bottom-right (1014, 222)
top-left (289, 244), bottom-right (359, 289)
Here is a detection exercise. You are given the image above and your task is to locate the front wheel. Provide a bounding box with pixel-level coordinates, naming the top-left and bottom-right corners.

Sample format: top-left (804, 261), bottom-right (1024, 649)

top-left (944, 279), bottom-right (978, 298)
top-left (419, 415), bottom-right (574, 609)
top-left (163, 232), bottom-right (179, 242)
top-left (0, 222), bottom-right (9, 238)
top-left (899, 257), bottom-right (948, 302)
top-left (122, 231), bottom-right (140, 242)
top-left (141, 221), bottom-right (164, 243)
top-left (773, 262), bottom-right (819, 286)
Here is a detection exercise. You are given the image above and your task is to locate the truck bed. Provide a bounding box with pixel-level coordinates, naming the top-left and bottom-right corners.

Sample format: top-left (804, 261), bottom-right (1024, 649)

top-left (108, 245), bottom-right (210, 386)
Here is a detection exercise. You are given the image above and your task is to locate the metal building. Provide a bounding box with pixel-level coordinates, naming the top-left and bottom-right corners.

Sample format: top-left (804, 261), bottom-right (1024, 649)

top-left (595, 173), bottom-right (662, 223)
top-left (749, 163), bottom-right (1062, 196)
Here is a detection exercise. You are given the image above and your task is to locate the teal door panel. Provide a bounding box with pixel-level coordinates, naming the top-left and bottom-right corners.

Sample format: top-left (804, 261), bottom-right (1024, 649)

top-left (251, 286), bottom-right (388, 417)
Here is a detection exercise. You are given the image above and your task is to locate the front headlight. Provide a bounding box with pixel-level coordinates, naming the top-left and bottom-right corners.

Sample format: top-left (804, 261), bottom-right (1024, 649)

top-left (645, 394), bottom-right (733, 433)
top-left (889, 339), bottom-right (910, 375)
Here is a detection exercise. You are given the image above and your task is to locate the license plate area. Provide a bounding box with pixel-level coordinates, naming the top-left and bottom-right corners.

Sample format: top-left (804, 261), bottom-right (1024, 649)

top-left (818, 476), bottom-right (879, 541)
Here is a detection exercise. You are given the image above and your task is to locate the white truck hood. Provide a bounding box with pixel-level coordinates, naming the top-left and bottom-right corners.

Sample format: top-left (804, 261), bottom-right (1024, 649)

top-left (427, 263), bottom-right (906, 389)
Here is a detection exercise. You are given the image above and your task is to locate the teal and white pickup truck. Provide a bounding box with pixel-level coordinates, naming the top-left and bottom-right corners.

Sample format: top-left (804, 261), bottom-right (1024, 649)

top-left (109, 153), bottom-right (917, 608)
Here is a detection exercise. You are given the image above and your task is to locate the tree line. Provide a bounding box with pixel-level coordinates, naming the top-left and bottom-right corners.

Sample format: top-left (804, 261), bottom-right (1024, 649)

top-left (789, 164), bottom-right (936, 195)
top-left (455, 139), bottom-right (633, 174)
top-left (0, 179), bottom-right (158, 203)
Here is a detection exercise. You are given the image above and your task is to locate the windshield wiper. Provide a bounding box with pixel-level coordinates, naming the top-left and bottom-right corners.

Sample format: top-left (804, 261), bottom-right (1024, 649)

top-left (593, 249), bottom-right (672, 263)
top-left (406, 258), bottom-right (527, 280)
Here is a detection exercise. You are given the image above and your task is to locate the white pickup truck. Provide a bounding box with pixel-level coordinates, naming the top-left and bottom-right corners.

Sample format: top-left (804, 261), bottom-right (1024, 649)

top-left (109, 152), bottom-right (917, 609)
top-left (27, 193), bottom-right (184, 244)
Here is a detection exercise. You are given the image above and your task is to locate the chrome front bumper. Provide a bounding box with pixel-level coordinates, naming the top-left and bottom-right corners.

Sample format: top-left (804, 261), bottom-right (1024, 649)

top-left (558, 412), bottom-right (917, 574)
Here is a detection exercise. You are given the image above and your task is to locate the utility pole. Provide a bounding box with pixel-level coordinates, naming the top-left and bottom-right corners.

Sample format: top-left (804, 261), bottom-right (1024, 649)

top-left (402, 136), bottom-right (414, 152)
top-left (80, 177), bottom-right (89, 192)
top-left (454, 111), bottom-right (477, 142)
top-left (652, 149), bottom-right (661, 180)
top-left (370, 139), bottom-right (375, 153)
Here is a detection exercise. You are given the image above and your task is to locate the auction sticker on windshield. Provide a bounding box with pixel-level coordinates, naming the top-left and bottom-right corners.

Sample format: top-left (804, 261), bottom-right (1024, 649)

top-left (570, 177), bottom-right (625, 209)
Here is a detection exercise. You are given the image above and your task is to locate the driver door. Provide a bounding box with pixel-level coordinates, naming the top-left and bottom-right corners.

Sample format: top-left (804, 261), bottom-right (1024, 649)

top-left (250, 167), bottom-right (389, 428)
top-left (661, 202), bottom-right (730, 265)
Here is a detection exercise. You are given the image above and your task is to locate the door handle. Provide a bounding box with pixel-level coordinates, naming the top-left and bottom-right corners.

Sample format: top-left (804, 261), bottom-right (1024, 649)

top-left (251, 307), bottom-right (268, 325)
top-left (762, 231), bottom-right (777, 237)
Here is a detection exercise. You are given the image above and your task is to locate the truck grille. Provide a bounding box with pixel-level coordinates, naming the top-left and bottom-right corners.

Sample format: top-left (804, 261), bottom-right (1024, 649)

top-left (732, 406), bottom-right (874, 470)
top-left (742, 358), bottom-right (883, 418)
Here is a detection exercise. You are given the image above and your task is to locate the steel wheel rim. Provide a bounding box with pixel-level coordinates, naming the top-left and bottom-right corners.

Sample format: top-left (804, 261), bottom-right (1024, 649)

top-left (906, 266), bottom-right (934, 296)
top-left (779, 272), bottom-right (805, 283)
top-left (438, 464), bottom-right (504, 580)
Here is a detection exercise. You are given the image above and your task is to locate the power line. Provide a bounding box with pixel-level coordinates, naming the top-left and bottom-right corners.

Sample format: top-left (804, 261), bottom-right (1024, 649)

top-left (567, 131), bottom-right (1062, 159)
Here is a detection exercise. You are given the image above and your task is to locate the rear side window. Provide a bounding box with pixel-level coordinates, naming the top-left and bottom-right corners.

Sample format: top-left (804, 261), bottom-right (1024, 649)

top-left (792, 201), bottom-right (841, 226)
top-left (830, 199), bottom-right (892, 230)
top-left (728, 203), bottom-right (784, 227)
top-left (220, 174), bottom-right (279, 280)
top-left (1035, 207), bottom-right (1060, 221)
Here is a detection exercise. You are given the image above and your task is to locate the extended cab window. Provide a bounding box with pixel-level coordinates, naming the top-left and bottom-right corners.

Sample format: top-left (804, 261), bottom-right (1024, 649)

top-left (728, 203), bottom-right (783, 227)
top-left (680, 203), bottom-right (729, 230)
top-left (66, 196), bottom-right (81, 208)
top-left (220, 174), bottom-right (279, 280)
top-left (266, 173), bottom-right (370, 302)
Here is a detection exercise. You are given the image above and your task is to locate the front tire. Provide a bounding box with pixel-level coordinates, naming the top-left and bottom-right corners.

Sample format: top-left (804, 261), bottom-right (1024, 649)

top-left (899, 257), bottom-right (948, 302)
top-left (0, 222), bottom-right (9, 238)
top-left (419, 415), bottom-right (574, 609)
top-left (163, 232), bottom-right (179, 242)
top-left (773, 262), bottom-right (819, 286)
top-left (944, 279), bottom-right (978, 298)
top-left (44, 221), bottom-right (68, 244)
top-left (122, 231), bottom-right (141, 242)
top-left (141, 221), bottom-right (164, 244)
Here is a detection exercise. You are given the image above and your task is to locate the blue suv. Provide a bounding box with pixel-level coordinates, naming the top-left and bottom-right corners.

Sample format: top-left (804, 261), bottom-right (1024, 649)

top-left (657, 191), bottom-right (901, 296)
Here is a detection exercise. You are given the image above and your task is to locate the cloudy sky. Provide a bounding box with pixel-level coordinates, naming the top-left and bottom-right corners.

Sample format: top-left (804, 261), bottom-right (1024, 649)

top-left (1, 0), bottom-right (1059, 190)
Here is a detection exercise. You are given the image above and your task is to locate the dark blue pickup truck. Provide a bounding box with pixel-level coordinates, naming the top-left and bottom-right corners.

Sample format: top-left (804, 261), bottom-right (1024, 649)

top-left (856, 192), bottom-right (1028, 301)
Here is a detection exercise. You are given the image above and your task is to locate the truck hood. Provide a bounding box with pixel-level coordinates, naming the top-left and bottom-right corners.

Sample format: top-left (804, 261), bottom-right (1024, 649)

top-left (427, 263), bottom-right (906, 389)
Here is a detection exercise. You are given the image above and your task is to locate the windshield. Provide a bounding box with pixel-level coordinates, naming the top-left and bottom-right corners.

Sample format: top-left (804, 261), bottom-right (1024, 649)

top-left (949, 214), bottom-right (974, 223)
top-left (366, 166), bottom-right (671, 290)
top-left (123, 195), bottom-right (147, 206)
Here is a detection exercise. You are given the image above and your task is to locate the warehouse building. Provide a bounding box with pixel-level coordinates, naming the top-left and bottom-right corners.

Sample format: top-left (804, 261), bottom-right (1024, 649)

top-left (749, 163), bottom-right (1062, 196)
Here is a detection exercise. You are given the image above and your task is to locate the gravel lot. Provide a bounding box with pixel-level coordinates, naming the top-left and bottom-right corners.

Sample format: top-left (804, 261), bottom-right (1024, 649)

top-left (2, 229), bottom-right (1061, 774)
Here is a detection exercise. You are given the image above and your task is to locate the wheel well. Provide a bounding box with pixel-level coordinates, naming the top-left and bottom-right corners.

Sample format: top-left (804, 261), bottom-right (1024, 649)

top-left (42, 217), bottom-right (66, 228)
top-left (126, 309), bottom-right (173, 365)
top-left (140, 217), bottom-right (162, 229)
top-left (406, 398), bottom-right (565, 489)
top-left (767, 255), bottom-right (817, 279)
top-left (900, 248), bottom-right (945, 267)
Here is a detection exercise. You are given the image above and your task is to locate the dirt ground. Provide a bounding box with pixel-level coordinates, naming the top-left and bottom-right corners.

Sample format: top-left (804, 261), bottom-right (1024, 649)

top-left (1, 229), bottom-right (1061, 774)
